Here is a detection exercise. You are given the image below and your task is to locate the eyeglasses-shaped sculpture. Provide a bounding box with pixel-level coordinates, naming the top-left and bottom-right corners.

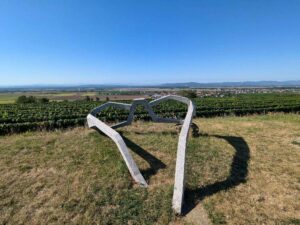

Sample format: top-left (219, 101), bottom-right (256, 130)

top-left (87, 95), bottom-right (196, 214)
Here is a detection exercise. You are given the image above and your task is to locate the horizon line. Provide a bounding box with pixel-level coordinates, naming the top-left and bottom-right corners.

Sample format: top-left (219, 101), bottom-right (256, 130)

top-left (1, 79), bottom-right (300, 88)
top-left (1, 80), bottom-right (300, 89)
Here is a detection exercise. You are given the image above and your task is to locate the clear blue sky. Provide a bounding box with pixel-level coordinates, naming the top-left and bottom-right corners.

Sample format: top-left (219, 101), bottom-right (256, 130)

top-left (0, 0), bottom-right (300, 85)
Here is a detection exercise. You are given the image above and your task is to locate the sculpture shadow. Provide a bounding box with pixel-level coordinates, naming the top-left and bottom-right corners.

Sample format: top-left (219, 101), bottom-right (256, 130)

top-left (93, 127), bottom-right (166, 181)
top-left (182, 124), bottom-right (250, 215)
top-left (120, 134), bottom-right (167, 181)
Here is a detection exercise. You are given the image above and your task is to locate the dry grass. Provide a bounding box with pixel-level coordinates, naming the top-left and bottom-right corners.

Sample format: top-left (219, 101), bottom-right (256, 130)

top-left (186, 114), bottom-right (300, 225)
top-left (0, 113), bottom-right (299, 224)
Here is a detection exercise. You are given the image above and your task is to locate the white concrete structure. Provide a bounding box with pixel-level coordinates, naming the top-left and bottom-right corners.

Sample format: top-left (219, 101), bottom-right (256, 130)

top-left (86, 95), bottom-right (195, 214)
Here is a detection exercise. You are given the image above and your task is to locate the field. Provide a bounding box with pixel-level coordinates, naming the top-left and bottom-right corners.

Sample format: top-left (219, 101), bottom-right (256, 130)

top-left (0, 114), bottom-right (299, 225)
top-left (0, 91), bottom-right (149, 104)
top-left (0, 93), bottom-right (19, 104)
top-left (1, 93), bottom-right (300, 135)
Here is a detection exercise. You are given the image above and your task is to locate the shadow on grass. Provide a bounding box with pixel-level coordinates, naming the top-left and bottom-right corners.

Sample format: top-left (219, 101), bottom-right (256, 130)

top-left (93, 123), bottom-right (249, 215)
top-left (93, 127), bottom-right (166, 181)
top-left (120, 134), bottom-right (166, 181)
top-left (182, 123), bottom-right (250, 215)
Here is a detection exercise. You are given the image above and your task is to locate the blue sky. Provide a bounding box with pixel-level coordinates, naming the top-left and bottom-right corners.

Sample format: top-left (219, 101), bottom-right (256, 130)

top-left (0, 0), bottom-right (300, 85)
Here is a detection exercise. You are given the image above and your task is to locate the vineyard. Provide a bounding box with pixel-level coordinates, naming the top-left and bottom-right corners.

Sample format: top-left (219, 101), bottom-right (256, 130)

top-left (0, 93), bottom-right (300, 135)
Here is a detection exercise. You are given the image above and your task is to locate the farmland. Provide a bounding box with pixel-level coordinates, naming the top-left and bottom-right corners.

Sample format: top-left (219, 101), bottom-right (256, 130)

top-left (0, 91), bottom-right (149, 104)
top-left (0, 114), bottom-right (299, 224)
top-left (0, 93), bottom-right (300, 135)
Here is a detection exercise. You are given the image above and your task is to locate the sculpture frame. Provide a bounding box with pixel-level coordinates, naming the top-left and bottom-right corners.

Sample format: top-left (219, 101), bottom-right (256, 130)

top-left (86, 95), bottom-right (196, 214)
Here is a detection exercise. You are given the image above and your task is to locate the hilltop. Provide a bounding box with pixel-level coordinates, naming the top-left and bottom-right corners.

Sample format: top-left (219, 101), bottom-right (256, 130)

top-left (0, 114), bottom-right (299, 225)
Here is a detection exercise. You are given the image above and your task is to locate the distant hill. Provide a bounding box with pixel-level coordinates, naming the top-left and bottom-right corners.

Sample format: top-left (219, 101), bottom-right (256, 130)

top-left (160, 80), bottom-right (300, 88)
top-left (1, 80), bottom-right (300, 91)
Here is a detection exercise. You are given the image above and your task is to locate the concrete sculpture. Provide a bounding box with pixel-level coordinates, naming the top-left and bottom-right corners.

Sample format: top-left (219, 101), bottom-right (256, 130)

top-left (87, 95), bottom-right (195, 214)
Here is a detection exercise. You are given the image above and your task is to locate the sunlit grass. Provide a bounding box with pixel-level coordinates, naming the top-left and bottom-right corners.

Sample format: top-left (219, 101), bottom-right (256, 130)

top-left (0, 114), bottom-right (299, 224)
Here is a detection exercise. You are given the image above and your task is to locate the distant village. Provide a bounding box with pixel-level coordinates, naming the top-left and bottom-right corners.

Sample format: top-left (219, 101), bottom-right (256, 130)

top-left (123, 87), bottom-right (300, 99)
top-left (93, 87), bottom-right (300, 101)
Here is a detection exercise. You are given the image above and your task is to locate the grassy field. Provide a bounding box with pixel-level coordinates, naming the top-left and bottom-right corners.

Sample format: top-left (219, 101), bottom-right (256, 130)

top-left (0, 93), bottom-right (19, 104)
top-left (0, 92), bottom-right (99, 104)
top-left (0, 114), bottom-right (299, 225)
top-left (0, 92), bottom-right (148, 104)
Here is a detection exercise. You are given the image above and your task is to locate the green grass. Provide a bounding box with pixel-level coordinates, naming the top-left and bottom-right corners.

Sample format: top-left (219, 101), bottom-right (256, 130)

top-left (0, 94), bottom-right (18, 104)
top-left (0, 114), bottom-right (299, 224)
